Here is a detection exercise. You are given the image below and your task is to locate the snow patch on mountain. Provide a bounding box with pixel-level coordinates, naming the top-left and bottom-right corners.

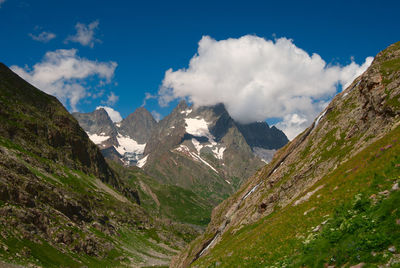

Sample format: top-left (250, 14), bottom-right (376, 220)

top-left (137, 155), bottom-right (148, 168)
top-left (192, 138), bottom-right (203, 154)
top-left (87, 132), bottom-right (110, 144)
top-left (191, 135), bottom-right (225, 160)
top-left (185, 117), bottom-right (226, 160)
top-left (185, 118), bottom-right (212, 138)
top-left (180, 108), bottom-right (192, 115)
top-left (212, 146), bottom-right (225, 160)
top-left (174, 145), bottom-right (218, 173)
top-left (115, 134), bottom-right (146, 155)
top-left (243, 182), bottom-right (262, 200)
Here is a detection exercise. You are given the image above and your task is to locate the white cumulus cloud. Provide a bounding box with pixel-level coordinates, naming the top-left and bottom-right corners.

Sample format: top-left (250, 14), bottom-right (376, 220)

top-left (29, 31), bottom-right (56, 43)
top-left (65, 20), bottom-right (100, 48)
top-left (96, 106), bottom-right (122, 122)
top-left (11, 49), bottom-right (117, 111)
top-left (159, 35), bottom-right (373, 140)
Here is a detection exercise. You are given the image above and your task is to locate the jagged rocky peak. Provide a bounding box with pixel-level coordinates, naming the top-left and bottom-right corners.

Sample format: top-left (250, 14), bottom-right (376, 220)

top-left (144, 100), bottom-right (289, 171)
top-left (73, 106), bottom-right (157, 166)
top-left (140, 100), bottom-right (288, 207)
top-left (236, 121), bottom-right (289, 163)
top-left (175, 101), bottom-right (289, 163)
top-left (72, 108), bottom-right (118, 143)
top-left (177, 99), bottom-right (189, 111)
top-left (117, 106), bottom-right (157, 144)
top-left (236, 121), bottom-right (288, 150)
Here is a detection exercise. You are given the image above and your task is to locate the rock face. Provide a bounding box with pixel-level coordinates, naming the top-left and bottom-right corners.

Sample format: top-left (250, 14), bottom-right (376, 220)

top-left (73, 107), bottom-right (157, 166)
top-left (118, 107), bottom-right (157, 144)
top-left (141, 101), bottom-right (287, 206)
top-left (171, 42), bottom-right (400, 267)
top-left (72, 108), bottom-right (118, 138)
top-left (236, 121), bottom-right (288, 163)
top-left (236, 121), bottom-right (288, 150)
top-left (0, 63), bottom-right (196, 267)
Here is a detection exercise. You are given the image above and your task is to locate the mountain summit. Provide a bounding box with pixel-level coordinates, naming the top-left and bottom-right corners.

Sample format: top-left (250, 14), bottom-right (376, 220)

top-left (117, 107), bottom-right (157, 144)
top-left (141, 101), bottom-right (288, 205)
top-left (73, 106), bottom-right (157, 165)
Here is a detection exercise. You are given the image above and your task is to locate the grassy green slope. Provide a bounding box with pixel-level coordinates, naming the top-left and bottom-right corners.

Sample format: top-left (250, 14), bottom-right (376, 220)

top-left (194, 125), bottom-right (400, 267)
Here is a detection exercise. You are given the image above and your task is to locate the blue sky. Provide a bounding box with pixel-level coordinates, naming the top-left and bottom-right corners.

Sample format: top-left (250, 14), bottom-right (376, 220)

top-left (0, 0), bottom-right (399, 138)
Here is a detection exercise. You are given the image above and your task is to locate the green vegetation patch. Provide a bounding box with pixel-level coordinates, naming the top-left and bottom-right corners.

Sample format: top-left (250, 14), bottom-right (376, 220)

top-left (193, 126), bottom-right (400, 267)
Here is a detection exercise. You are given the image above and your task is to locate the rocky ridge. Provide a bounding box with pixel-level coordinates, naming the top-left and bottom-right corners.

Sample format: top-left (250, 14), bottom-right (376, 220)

top-left (73, 106), bottom-right (157, 166)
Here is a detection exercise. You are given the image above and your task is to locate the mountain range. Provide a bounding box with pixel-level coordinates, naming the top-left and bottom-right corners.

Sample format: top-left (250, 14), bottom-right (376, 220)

top-left (73, 99), bottom-right (288, 206)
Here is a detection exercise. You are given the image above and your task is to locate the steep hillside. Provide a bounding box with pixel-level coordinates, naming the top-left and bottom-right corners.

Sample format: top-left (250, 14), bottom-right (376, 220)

top-left (172, 42), bottom-right (400, 267)
top-left (0, 63), bottom-right (195, 267)
top-left (0, 64), bottom-right (117, 189)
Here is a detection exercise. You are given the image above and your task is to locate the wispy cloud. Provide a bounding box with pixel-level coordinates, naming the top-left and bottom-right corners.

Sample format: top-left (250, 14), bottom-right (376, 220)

top-left (65, 20), bottom-right (100, 48)
top-left (104, 91), bottom-right (119, 106)
top-left (151, 110), bottom-right (162, 122)
top-left (11, 49), bottom-right (117, 111)
top-left (159, 35), bottom-right (373, 139)
top-left (0, 0), bottom-right (6, 8)
top-left (29, 31), bottom-right (56, 43)
top-left (141, 92), bottom-right (157, 106)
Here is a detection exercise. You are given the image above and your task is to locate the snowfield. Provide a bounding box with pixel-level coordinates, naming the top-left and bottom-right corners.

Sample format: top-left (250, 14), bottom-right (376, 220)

top-left (175, 145), bottom-right (219, 173)
top-left (212, 146), bottom-right (225, 160)
top-left (137, 155), bottom-right (148, 168)
top-left (87, 132), bottom-right (110, 145)
top-left (115, 134), bottom-right (146, 155)
top-left (180, 108), bottom-right (192, 116)
top-left (185, 118), bottom-right (212, 138)
top-left (185, 117), bottom-right (226, 160)
top-left (192, 138), bottom-right (203, 154)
